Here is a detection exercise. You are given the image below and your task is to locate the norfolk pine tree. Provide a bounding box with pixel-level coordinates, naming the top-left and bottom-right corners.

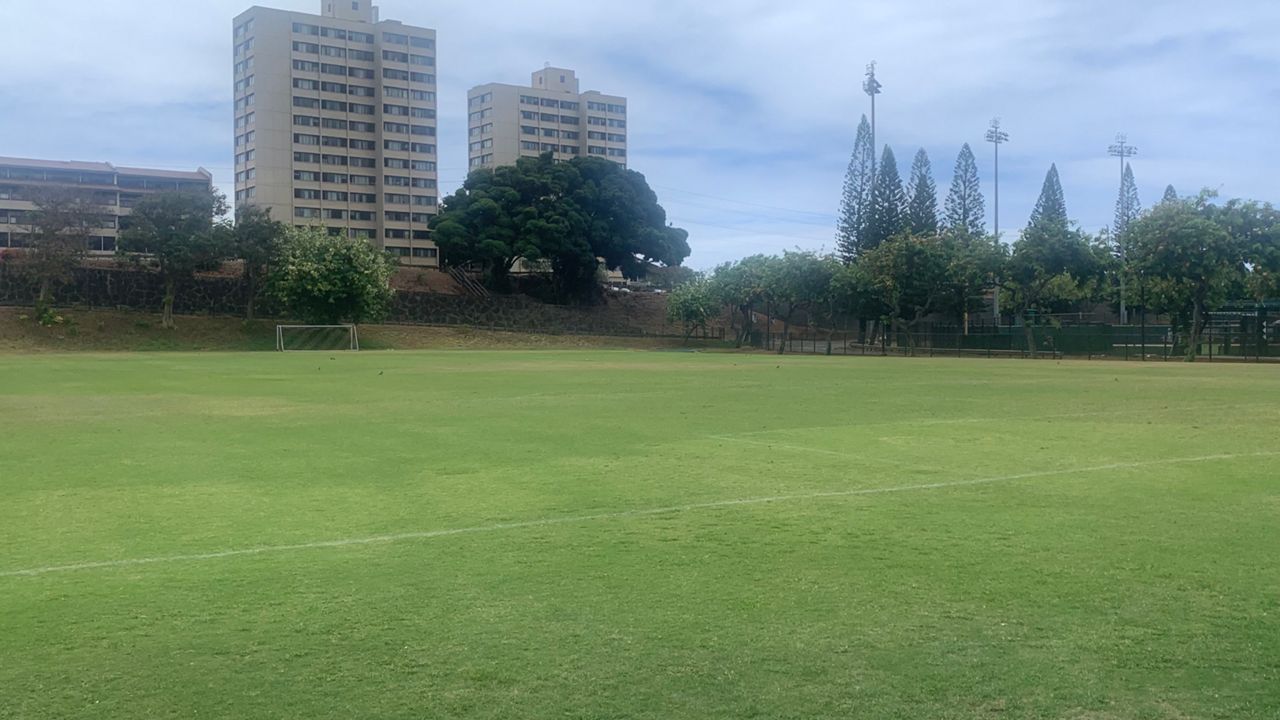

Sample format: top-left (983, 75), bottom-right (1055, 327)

top-left (905, 148), bottom-right (939, 236)
top-left (836, 115), bottom-right (875, 262)
top-left (864, 146), bottom-right (907, 251)
top-left (944, 143), bottom-right (986, 238)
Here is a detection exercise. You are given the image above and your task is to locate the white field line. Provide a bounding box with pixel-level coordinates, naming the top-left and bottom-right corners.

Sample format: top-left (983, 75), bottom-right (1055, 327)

top-left (3, 451), bottom-right (1276, 580)
top-left (723, 402), bottom-right (1266, 439)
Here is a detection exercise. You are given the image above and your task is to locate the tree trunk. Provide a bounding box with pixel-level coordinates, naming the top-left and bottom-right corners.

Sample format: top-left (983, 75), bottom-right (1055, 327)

top-left (245, 267), bottom-right (257, 321)
top-left (37, 277), bottom-right (51, 314)
top-left (1023, 317), bottom-right (1037, 358)
top-left (1186, 298), bottom-right (1205, 362)
top-left (777, 318), bottom-right (790, 355)
top-left (162, 275), bottom-right (176, 329)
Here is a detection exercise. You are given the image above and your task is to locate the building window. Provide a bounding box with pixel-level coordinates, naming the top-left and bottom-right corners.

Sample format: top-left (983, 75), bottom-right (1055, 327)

top-left (411, 160), bottom-right (435, 171)
top-left (349, 67), bottom-right (375, 79)
top-left (560, 116), bottom-right (580, 125)
top-left (383, 50), bottom-right (409, 63)
top-left (293, 96), bottom-right (320, 109)
top-left (295, 207), bottom-right (321, 219)
top-left (385, 193), bottom-right (410, 205)
top-left (294, 133), bottom-right (320, 146)
top-left (409, 54), bottom-right (433, 67)
top-left (349, 103), bottom-right (375, 115)
top-left (607, 104), bottom-right (626, 114)
top-left (321, 172), bottom-right (348, 184)
top-left (321, 191), bottom-right (348, 202)
top-left (384, 175), bottom-right (410, 187)
top-left (588, 146), bottom-right (606, 155)
top-left (295, 188), bottom-right (320, 200)
top-left (410, 36), bottom-right (434, 49)
top-left (292, 22), bottom-right (320, 35)
top-left (293, 78), bottom-right (319, 91)
top-left (607, 148), bottom-right (627, 157)
top-left (383, 32), bottom-right (408, 45)
top-left (410, 143), bottom-right (435, 154)
top-left (294, 152), bottom-right (321, 163)
top-left (350, 175), bottom-right (376, 186)
top-left (321, 154), bottom-right (349, 166)
top-left (293, 41), bottom-right (319, 53)
top-left (349, 85), bottom-right (375, 97)
top-left (607, 118), bottom-right (627, 128)
top-left (350, 157), bottom-right (377, 168)
top-left (351, 121), bottom-right (375, 133)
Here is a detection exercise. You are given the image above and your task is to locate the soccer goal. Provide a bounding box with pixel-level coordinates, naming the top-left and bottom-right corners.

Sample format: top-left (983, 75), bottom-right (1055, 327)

top-left (276, 325), bottom-right (360, 352)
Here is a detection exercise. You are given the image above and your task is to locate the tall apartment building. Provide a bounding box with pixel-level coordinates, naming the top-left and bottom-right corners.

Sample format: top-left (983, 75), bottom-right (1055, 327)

top-left (0, 156), bottom-right (212, 252)
top-left (233, 1), bottom-right (440, 265)
top-left (467, 68), bottom-right (627, 171)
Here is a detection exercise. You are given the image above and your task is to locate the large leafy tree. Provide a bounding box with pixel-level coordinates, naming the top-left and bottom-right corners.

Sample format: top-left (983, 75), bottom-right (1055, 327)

top-left (904, 148), bottom-right (939, 236)
top-left (836, 115), bottom-right (875, 262)
top-left (863, 146), bottom-right (907, 251)
top-left (763, 250), bottom-right (839, 354)
top-left (226, 204), bottom-right (286, 320)
top-left (118, 189), bottom-right (227, 328)
top-left (860, 233), bottom-right (955, 341)
top-left (665, 277), bottom-right (715, 342)
top-left (22, 188), bottom-right (103, 316)
top-left (432, 154), bottom-right (689, 302)
top-left (269, 226), bottom-right (397, 324)
top-left (1003, 165), bottom-right (1097, 353)
top-left (1128, 197), bottom-right (1242, 360)
top-left (943, 143), bottom-right (985, 238)
top-left (708, 254), bottom-right (771, 347)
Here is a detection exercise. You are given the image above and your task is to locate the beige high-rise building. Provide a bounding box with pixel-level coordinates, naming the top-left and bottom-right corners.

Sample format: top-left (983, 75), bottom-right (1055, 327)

top-left (0, 156), bottom-right (212, 253)
top-left (467, 68), bottom-right (627, 171)
top-left (233, 1), bottom-right (440, 265)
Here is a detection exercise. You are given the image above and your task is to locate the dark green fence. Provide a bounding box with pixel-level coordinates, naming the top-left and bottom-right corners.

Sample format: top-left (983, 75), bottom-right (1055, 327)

top-left (764, 325), bottom-right (1279, 362)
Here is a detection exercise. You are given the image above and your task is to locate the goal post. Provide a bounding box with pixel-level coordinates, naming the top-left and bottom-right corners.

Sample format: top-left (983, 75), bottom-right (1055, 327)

top-left (276, 325), bottom-right (360, 352)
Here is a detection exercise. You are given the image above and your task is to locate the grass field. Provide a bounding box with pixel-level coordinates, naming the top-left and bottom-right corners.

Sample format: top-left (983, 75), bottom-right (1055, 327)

top-left (2, 350), bottom-right (1278, 719)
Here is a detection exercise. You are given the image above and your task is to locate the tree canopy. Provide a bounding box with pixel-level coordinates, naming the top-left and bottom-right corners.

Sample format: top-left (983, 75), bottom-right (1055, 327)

top-left (431, 154), bottom-right (689, 302)
top-left (118, 188), bottom-right (227, 328)
top-left (269, 226), bottom-right (397, 325)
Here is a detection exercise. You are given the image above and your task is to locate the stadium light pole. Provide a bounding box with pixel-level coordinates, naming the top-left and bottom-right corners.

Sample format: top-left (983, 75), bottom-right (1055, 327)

top-left (985, 118), bottom-right (1009, 322)
top-left (863, 61), bottom-right (882, 181)
top-left (1109, 133), bottom-right (1138, 325)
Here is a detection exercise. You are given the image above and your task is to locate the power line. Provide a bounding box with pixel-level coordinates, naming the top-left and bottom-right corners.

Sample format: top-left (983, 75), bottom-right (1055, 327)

top-left (651, 183), bottom-right (835, 219)
top-left (670, 218), bottom-right (831, 245)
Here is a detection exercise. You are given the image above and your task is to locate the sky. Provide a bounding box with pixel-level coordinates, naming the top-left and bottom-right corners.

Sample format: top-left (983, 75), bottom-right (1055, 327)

top-left (2, 0), bottom-right (1277, 269)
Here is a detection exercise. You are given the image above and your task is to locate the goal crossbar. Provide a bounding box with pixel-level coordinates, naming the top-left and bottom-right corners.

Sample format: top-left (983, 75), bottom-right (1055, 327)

top-left (276, 325), bottom-right (360, 352)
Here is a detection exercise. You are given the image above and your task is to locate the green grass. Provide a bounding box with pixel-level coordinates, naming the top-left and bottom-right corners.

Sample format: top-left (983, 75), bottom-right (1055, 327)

top-left (1, 351), bottom-right (1278, 719)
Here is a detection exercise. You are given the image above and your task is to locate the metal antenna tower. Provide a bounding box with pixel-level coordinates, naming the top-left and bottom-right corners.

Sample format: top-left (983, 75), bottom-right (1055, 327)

top-left (986, 118), bottom-right (1009, 320)
top-left (863, 62), bottom-right (882, 180)
top-left (1109, 133), bottom-right (1138, 324)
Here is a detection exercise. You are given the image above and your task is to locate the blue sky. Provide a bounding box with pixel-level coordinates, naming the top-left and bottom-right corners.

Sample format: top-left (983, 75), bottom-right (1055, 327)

top-left (2, 0), bottom-right (1276, 269)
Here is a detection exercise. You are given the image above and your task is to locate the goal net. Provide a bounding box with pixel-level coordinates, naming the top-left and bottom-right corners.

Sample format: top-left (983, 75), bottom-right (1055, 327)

top-left (276, 325), bottom-right (360, 352)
